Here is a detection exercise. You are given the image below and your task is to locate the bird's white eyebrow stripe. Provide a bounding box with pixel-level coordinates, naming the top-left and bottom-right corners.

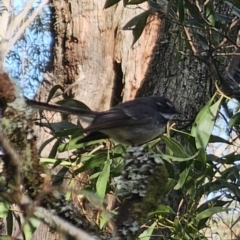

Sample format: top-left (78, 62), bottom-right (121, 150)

top-left (166, 101), bottom-right (174, 107)
top-left (157, 100), bottom-right (174, 107)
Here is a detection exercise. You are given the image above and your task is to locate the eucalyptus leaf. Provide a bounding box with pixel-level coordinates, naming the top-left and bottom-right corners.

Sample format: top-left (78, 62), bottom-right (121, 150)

top-left (224, 1), bottom-right (240, 18)
top-left (0, 199), bottom-right (10, 218)
top-left (196, 206), bottom-right (230, 222)
top-left (174, 166), bottom-right (190, 190)
top-left (23, 217), bottom-right (41, 240)
top-left (52, 167), bottom-right (69, 186)
top-left (148, 0), bottom-right (166, 11)
top-left (127, 0), bottom-right (146, 4)
top-left (191, 96), bottom-right (222, 149)
top-left (205, 2), bottom-right (215, 26)
top-left (96, 159), bottom-right (111, 198)
top-left (123, 10), bottom-right (151, 45)
top-left (162, 136), bottom-right (188, 158)
top-left (138, 221), bottom-right (157, 240)
top-left (103, 0), bottom-right (121, 9)
top-left (74, 153), bottom-right (107, 175)
top-left (6, 210), bottom-right (13, 236)
top-left (229, 112), bottom-right (240, 126)
top-left (46, 85), bottom-right (64, 103)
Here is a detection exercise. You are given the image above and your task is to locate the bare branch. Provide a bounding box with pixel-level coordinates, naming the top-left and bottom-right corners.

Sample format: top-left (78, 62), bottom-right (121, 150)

top-left (34, 206), bottom-right (101, 240)
top-left (4, 0), bottom-right (49, 59)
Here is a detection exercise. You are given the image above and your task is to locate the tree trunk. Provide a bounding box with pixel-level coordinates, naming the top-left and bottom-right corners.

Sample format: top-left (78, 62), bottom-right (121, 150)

top-left (32, 0), bottom-right (212, 239)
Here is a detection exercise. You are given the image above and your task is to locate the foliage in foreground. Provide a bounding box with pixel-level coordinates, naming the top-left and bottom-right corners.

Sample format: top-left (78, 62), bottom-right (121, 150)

top-left (1, 0), bottom-right (240, 239)
top-left (2, 87), bottom-right (240, 239)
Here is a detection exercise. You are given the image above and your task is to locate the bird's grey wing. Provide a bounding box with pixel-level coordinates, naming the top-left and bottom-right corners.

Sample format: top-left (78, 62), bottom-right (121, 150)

top-left (84, 108), bottom-right (152, 133)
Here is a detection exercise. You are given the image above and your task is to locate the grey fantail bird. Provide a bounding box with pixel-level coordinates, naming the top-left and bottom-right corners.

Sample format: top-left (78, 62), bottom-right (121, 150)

top-left (26, 96), bottom-right (180, 145)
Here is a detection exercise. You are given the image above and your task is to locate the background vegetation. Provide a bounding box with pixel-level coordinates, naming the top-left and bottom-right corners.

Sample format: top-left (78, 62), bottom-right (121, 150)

top-left (1, 0), bottom-right (240, 239)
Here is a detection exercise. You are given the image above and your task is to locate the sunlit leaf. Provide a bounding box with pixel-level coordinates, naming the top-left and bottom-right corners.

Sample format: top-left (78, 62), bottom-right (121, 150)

top-left (191, 96), bottom-right (222, 149)
top-left (196, 206), bottom-right (230, 222)
top-left (23, 217), bottom-right (41, 240)
top-left (0, 199), bottom-right (10, 218)
top-left (96, 159), bottom-right (111, 198)
top-left (138, 221), bottom-right (157, 240)
top-left (99, 210), bottom-right (113, 229)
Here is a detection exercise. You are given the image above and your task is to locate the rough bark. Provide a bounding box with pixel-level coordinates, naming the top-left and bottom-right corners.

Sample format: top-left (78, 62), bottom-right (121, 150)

top-left (32, 0), bottom-right (213, 239)
top-left (32, 1), bottom-right (161, 239)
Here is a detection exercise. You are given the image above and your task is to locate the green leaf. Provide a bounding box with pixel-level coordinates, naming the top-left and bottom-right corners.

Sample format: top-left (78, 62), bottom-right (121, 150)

top-left (52, 167), bottom-right (69, 186)
top-left (56, 99), bottom-right (91, 111)
top-left (6, 210), bottom-right (13, 236)
top-left (196, 196), bottom-right (228, 214)
top-left (185, 0), bottom-right (204, 23)
top-left (127, 0), bottom-right (146, 4)
top-left (47, 85), bottom-right (64, 103)
top-left (40, 158), bottom-right (71, 167)
top-left (218, 178), bottom-right (240, 199)
top-left (38, 137), bottom-right (55, 155)
top-left (138, 221), bottom-right (157, 240)
top-left (104, 0), bottom-right (121, 9)
top-left (186, 18), bottom-right (204, 28)
top-left (58, 136), bottom-right (100, 152)
top-left (0, 199), bottom-right (10, 218)
top-left (171, 128), bottom-right (198, 154)
top-left (149, 204), bottom-right (175, 216)
top-left (88, 172), bottom-right (101, 180)
top-left (41, 121), bottom-right (78, 132)
top-left (74, 153), bottom-right (107, 175)
top-left (174, 166), bottom-right (190, 190)
top-left (209, 135), bottom-right (231, 144)
top-left (160, 150), bottom-right (200, 163)
top-left (99, 210), bottom-right (113, 229)
top-left (224, 1), bottom-right (240, 18)
top-left (162, 136), bottom-right (188, 158)
top-left (191, 96), bottom-right (222, 149)
top-left (148, 0), bottom-right (166, 11)
top-left (205, 2), bottom-right (215, 26)
top-left (96, 159), bottom-right (111, 198)
top-left (207, 152), bottom-right (240, 164)
top-left (194, 32), bottom-right (209, 50)
top-left (229, 112), bottom-right (240, 126)
top-left (123, 11), bottom-right (151, 45)
top-left (196, 206), bottom-right (229, 222)
top-left (177, 0), bottom-right (184, 23)
top-left (49, 138), bottom-right (62, 158)
top-left (79, 190), bottom-right (105, 208)
top-left (214, 12), bottom-right (233, 23)
top-left (23, 217), bottom-right (41, 240)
